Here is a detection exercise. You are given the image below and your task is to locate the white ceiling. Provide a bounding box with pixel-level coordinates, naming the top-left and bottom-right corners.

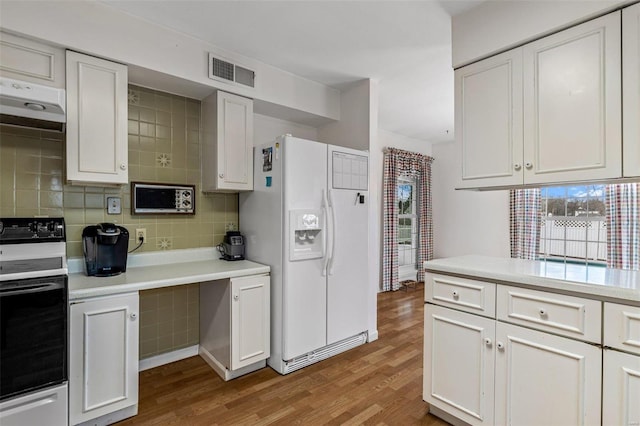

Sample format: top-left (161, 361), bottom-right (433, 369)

top-left (102, 0), bottom-right (483, 143)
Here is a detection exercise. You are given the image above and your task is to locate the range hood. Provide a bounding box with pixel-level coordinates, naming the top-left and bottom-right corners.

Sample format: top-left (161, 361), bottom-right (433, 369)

top-left (0, 77), bottom-right (66, 132)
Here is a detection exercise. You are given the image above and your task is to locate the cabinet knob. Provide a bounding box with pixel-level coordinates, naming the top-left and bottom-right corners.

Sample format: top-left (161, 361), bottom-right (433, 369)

top-left (539, 308), bottom-right (547, 317)
top-left (130, 312), bottom-right (137, 320)
top-left (120, 163), bottom-right (127, 171)
top-left (514, 163), bottom-right (522, 171)
top-left (219, 173), bottom-right (224, 179)
top-left (233, 294), bottom-right (239, 301)
top-left (497, 341), bottom-right (505, 350)
top-left (484, 338), bottom-right (492, 347)
top-left (452, 290), bottom-right (459, 299)
top-left (525, 162), bottom-right (533, 169)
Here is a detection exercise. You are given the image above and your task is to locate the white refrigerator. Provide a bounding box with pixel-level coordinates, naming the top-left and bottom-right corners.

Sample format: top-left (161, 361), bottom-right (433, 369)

top-left (239, 135), bottom-right (370, 374)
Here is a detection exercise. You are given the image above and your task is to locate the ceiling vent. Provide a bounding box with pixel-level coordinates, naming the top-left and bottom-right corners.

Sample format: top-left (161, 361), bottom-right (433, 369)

top-left (208, 53), bottom-right (255, 88)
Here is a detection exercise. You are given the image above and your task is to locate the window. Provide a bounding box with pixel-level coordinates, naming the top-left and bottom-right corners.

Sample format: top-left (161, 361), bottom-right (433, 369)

top-left (512, 183), bottom-right (640, 270)
top-left (539, 185), bottom-right (607, 264)
top-left (398, 176), bottom-right (418, 279)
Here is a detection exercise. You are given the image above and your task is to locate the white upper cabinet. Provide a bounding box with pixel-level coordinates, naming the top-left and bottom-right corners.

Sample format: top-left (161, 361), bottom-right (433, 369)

top-left (623, 3), bottom-right (640, 177)
top-left (456, 49), bottom-right (523, 188)
top-left (202, 90), bottom-right (254, 192)
top-left (0, 31), bottom-right (65, 88)
top-left (457, 11), bottom-right (622, 189)
top-left (66, 51), bottom-right (128, 185)
top-left (523, 12), bottom-right (621, 185)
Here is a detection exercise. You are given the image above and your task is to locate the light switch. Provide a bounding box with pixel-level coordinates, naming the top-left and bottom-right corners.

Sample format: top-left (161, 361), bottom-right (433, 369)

top-left (107, 197), bottom-right (121, 214)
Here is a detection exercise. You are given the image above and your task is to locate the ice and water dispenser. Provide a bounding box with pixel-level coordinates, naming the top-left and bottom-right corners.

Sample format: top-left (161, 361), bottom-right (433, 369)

top-left (289, 210), bottom-right (323, 261)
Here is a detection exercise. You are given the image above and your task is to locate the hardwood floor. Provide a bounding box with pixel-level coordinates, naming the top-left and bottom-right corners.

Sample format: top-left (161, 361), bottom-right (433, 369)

top-left (118, 287), bottom-right (447, 425)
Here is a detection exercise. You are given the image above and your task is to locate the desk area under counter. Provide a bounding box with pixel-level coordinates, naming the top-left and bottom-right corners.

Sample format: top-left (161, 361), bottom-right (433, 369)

top-left (67, 248), bottom-right (270, 426)
top-left (422, 255), bottom-right (640, 426)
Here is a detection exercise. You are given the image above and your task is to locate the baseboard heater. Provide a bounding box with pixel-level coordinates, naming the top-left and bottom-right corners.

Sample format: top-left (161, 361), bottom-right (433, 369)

top-left (281, 332), bottom-right (368, 374)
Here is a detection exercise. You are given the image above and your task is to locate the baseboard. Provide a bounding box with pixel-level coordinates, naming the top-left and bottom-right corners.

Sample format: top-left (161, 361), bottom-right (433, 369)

top-left (76, 404), bottom-right (137, 426)
top-left (139, 345), bottom-right (199, 371)
top-left (367, 329), bottom-right (379, 342)
top-left (199, 346), bottom-right (266, 381)
top-left (428, 406), bottom-right (470, 426)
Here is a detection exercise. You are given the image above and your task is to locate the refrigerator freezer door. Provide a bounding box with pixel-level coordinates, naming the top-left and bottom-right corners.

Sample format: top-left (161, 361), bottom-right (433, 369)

top-left (282, 136), bottom-right (328, 360)
top-left (326, 146), bottom-right (369, 345)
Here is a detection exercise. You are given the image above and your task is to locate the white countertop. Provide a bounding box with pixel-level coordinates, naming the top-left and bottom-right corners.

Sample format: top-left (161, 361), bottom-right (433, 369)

top-left (68, 248), bottom-right (270, 300)
top-left (424, 255), bottom-right (640, 305)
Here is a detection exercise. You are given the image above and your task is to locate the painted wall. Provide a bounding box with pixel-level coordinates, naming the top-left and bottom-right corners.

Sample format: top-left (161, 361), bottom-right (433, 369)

top-left (253, 113), bottom-right (318, 145)
top-left (0, 0), bottom-right (340, 122)
top-left (452, 0), bottom-right (630, 67)
top-left (431, 141), bottom-right (510, 259)
top-left (317, 80), bottom-right (373, 151)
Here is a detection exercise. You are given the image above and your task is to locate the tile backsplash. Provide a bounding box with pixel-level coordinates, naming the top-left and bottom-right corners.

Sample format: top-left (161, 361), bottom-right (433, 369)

top-left (0, 85), bottom-right (239, 360)
top-left (0, 84), bottom-right (238, 258)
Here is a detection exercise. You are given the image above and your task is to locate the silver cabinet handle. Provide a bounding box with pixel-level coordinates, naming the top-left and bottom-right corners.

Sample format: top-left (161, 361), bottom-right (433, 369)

top-left (130, 312), bottom-right (137, 320)
top-left (539, 308), bottom-right (547, 317)
top-left (514, 163), bottom-right (522, 171)
top-left (219, 173), bottom-right (224, 179)
top-left (120, 163), bottom-right (127, 170)
top-left (525, 162), bottom-right (533, 169)
top-left (484, 338), bottom-right (492, 347)
top-left (452, 290), bottom-right (459, 299)
top-left (233, 294), bottom-right (239, 301)
top-left (497, 342), bottom-right (505, 350)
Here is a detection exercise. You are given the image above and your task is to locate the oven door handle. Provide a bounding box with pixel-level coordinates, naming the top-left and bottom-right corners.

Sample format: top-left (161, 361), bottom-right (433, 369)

top-left (0, 282), bottom-right (64, 297)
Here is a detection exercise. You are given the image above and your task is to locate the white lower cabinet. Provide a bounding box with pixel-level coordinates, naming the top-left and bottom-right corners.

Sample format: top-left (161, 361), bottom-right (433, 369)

top-left (495, 322), bottom-right (602, 425)
top-left (603, 349), bottom-right (640, 426)
top-left (424, 304), bottom-right (495, 425)
top-left (424, 304), bottom-right (601, 426)
top-left (69, 292), bottom-right (139, 425)
top-left (200, 275), bottom-right (270, 380)
top-left (424, 272), bottom-right (606, 426)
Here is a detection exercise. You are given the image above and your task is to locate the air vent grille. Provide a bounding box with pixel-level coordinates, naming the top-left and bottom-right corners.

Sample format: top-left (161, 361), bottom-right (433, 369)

top-left (211, 57), bottom-right (235, 82)
top-left (235, 66), bottom-right (255, 88)
top-left (208, 53), bottom-right (256, 88)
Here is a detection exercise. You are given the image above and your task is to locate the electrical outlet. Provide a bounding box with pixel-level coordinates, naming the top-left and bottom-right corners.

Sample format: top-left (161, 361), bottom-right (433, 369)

top-left (136, 228), bottom-right (146, 244)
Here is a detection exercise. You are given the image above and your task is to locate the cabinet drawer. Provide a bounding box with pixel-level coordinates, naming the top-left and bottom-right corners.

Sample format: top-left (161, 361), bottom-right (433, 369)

top-left (497, 286), bottom-right (601, 344)
top-left (604, 302), bottom-right (640, 355)
top-left (425, 273), bottom-right (496, 318)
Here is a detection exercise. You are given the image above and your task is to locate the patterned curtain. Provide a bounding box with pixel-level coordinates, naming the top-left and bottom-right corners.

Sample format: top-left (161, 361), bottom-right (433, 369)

top-left (606, 183), bottom-right (640, 269)
top-left (509, 188), bottom-right (541, 260)
top-left (382, 148), bottom-right (434, 291)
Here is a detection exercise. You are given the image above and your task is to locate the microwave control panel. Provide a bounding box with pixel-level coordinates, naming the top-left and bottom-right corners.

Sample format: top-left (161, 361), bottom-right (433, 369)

top-left (175, 189), bottom-right (193, 211)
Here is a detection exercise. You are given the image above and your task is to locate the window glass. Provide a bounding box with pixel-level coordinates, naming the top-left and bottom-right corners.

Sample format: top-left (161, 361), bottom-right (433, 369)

top-left (539, 185), bottom-right (606, 264)
top-left (398, 176), bottom-right (418, 269)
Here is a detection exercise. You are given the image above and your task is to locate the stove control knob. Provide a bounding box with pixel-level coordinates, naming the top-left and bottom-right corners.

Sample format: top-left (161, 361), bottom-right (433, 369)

top-left (47, 222), bottom-right (57, 232)
top-left (29, 222), bottom-right (39, 233)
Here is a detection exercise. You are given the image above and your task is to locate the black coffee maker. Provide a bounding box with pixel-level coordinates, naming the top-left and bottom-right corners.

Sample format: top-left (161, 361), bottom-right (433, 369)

top-left (82, 223), bottom-right (129, 276)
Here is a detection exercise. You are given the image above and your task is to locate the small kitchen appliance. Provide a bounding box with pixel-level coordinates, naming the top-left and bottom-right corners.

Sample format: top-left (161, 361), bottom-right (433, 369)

top-left (82, 223), bottom-right (129, 276)
top-left (220, 231), bottom-right (245, 261)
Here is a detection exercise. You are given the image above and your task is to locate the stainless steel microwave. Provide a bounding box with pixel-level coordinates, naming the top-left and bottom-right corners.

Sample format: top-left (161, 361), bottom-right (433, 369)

top-left (131, 182), bottom-right (195, 215)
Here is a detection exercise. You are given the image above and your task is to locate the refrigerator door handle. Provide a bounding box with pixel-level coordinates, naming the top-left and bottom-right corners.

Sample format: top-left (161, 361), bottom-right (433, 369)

top-left (322, 189), bottom-right (331, 276)
top-left (327, 189), bottom-right (337, 275)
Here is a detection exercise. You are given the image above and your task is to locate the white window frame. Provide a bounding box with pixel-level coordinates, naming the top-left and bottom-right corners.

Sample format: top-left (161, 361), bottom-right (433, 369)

top-left (398, 175), bottom-right (418, 280)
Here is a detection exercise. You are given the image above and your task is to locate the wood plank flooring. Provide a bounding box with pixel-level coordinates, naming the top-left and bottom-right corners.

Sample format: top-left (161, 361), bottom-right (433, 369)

top-left (118, 287), bottom-right (447, 425)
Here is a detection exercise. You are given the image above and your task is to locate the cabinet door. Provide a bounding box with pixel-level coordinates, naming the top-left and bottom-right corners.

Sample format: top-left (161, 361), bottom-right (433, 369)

top-left (0, 31), bottom-right (65, 87)
top-left (603, 349), bottom-right (640, 426)
top-left (456, 48), bottom-right (523, 188)
top-left (69, 293), bottom-right (139, 425)
top-left (623, 3), bottom-right (640, 177)
top-left (495, 322), bottom-right (601, 426)
top-left (523, 12), bottom-right (621, 185)
top-left (202, 91), bottom-right (253, 192)
top-left (423, 304), bottom-right (495, 426)
top-left (231, 275), bottom-right (270, 370)
top-left (66, 51), bottom-right (128, 185)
